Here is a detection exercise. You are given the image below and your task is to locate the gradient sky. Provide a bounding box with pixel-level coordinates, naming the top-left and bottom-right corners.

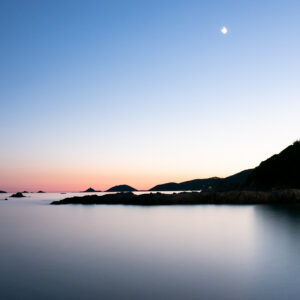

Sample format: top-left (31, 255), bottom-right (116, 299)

top-left (1, 0), bottom-right (300, 192)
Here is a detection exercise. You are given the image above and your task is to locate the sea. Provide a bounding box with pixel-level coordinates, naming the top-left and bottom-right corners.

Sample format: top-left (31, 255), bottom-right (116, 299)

top-left (1, 192), bottom-right (300, 299)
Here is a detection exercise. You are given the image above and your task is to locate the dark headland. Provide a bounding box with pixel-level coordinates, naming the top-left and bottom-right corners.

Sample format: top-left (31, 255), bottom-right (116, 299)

top-left (246, 141), bottom-right (300, 189)
top-left (51, 141), bottom-right (300, 205)
top-left (0, 190), bottom-right (7, 193)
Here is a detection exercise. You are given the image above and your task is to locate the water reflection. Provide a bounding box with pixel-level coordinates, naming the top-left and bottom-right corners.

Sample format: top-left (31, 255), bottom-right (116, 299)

top-left (1, 195), bottom-right (300, 299)
top-left (252, 205), bottom-right (300, 300)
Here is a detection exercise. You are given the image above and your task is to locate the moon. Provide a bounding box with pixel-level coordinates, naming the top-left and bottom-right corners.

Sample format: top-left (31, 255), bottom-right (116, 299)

top-left (221, 26), bottom-right (228, 35)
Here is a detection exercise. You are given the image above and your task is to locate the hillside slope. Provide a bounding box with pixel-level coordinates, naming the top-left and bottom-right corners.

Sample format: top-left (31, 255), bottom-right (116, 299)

top-left (149, 169), bottom-right (253, 192)
top-left (246, 141), bottom-right (300, 189)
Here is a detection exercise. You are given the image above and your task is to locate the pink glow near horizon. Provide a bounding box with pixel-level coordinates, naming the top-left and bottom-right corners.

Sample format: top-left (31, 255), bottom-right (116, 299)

top-left (3, 137), bottom-right (300, 193)
top-left (0, 174), bottom-right (223, 193)
top-left (0, 139), bottom-right (296, 192)
top-left (0, 164), bottom-right (240, 192)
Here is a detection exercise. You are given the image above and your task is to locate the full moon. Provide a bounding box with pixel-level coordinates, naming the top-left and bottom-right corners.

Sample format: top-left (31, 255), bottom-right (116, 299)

top-left (221, 26), bottom-right (228, 35)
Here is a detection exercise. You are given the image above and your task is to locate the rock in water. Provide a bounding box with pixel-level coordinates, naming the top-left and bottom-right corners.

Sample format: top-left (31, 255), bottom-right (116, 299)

top-left (10, 192), bottom-right (25, 198)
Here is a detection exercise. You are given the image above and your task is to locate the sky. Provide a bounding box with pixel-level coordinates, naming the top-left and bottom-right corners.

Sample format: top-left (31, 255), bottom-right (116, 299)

top-left (1, 0), bottom-right (300, 192)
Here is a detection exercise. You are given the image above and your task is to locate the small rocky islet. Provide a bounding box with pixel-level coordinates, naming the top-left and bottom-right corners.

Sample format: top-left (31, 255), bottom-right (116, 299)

top-left (10, 192), bottom-right (26, 198)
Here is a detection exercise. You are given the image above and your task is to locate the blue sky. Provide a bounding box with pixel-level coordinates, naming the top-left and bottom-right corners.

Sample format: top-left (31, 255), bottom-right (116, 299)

top-left (1, 0), bottom-right (300, 191)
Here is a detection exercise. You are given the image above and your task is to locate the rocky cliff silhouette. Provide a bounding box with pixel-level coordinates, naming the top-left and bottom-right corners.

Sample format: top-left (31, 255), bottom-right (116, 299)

top-left (246, 141), bottom-right (300, 189)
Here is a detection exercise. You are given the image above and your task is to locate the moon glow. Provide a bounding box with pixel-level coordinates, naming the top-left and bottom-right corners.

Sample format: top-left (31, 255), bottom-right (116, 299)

top-left (221, 26), bottom-right (228, 35)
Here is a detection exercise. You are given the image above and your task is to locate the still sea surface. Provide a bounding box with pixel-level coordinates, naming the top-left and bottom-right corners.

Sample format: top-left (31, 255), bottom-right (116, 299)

top-left (1, 192), bottom-right (300, 300)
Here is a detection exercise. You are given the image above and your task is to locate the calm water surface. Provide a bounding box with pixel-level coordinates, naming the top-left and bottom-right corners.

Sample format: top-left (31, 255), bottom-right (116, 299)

top-left (1, 193), bottom-right (300, 300)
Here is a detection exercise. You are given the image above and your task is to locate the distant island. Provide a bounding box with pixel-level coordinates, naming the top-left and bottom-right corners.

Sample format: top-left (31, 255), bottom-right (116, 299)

top-left (106, 185), bottom-right (137, 192)
top-left (0, 190), bottom-right (7, 193)
top-left (52, 141), bottom-right (300, 205)
top-left (81, 187), bottom-right (101, 193)
top-left (37, 190), bottom-right (45, 193)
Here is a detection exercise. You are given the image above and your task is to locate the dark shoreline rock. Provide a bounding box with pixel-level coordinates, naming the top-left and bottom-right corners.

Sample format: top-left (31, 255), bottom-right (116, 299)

top-left (51, 190), bottom-right (300, 206)
top-left (10, 192), bottom-right (25, 198)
